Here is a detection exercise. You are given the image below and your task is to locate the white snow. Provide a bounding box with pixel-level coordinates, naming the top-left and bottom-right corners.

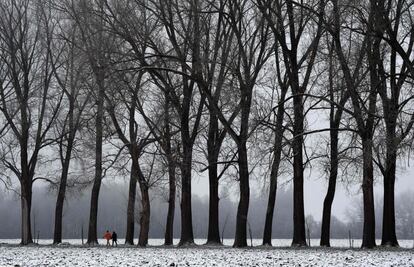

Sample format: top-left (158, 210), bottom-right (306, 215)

top-left (0, 239), bottom-right (413, 266)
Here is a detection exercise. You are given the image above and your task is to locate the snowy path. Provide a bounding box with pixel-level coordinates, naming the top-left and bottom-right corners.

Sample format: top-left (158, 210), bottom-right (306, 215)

top-left (0, 243), bottom-right (413, 266)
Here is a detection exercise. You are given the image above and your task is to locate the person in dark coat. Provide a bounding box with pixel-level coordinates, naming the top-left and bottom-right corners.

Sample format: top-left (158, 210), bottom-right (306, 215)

top-left (112, 231), bottom-right (118, 247)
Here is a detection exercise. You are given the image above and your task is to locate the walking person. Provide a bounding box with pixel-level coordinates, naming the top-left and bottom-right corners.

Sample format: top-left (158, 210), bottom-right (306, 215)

top-left (112, 231), bottom-right (118, 247)
top-left (103, 230), bottom-right (112, 247)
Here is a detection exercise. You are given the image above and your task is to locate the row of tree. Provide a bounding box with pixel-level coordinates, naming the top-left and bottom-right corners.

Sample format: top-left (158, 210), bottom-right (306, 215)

top-left (0, 0), bottom-right (412, 249)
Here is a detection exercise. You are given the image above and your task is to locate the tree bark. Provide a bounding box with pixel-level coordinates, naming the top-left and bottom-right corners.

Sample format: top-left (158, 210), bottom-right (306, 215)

top-left (381, 123), bottom-right (398, 246)
top-left (320, 42), bottom-right (347, 247)
top-left (381, 156), bottom-right (397, 246)
top-left (164, 160), bottom-right (176, 245)
top-left (291, 91), bottom-right (307, 247)
top-left (164, 97), bottom-right (176, 246)
top-left (125, 160), bottom-right (138, 245)
top-left (53, 106), bottom-right (75, 244)
top-left (20, 98), bottom-right (33, 245)
top-left (206, 114), bottom-right (221, 244)
top-left (262, 150), bottom-right (280, 246)
top-left (53, 157), bottom-right (71, 244)
top-left (262, 89), bottom-right (286, 246)
top-left (320, 123), bottom-right (339, 247)
top-left (361, 137), bottom-right (376, 248)
top-left (233, 143), bottom-right (250, 248)
top-left (207, 157), bottom-right (220, 244)
top-left (178, 142), bottom-right (194, 245)
top-left (138, 176), bottom-right (150, 247)
top-left (20, 179), bottom-right (33, 245)
top-left (20, 122), bottom-right (33, 245)
top-left (87, 74), bottom-right (104, 245)
top-left (360, 32), bottom-right (378, 249)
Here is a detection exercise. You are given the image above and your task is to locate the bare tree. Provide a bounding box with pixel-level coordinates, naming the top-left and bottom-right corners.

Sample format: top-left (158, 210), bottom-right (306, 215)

top-left (368, 0), bottom-right (414, 247)
top-left (51, 21), bottom-right (91, 245)
top-left (104, 67), bottom-right (158, 246)
top-left (61, 0), bottom-right (115, 244)
top-left (319, 40), bottom-right (351, 247)
top-left (197, 0), bottom-right (273, 247)
top-left (100, 0), bottom-right (184, 246)
top-left (187, 0), bottom-right (239, 245)
top-left (0, 0), bottom-right (62, 245)
top-left (144, 0), bottom-right (208, 246)
top-left (261, 75), bottom-right (288, 246)
top-left (330, 0), bottom-right (378, 248)
top-left (256, 0), bottom-right (325, 246)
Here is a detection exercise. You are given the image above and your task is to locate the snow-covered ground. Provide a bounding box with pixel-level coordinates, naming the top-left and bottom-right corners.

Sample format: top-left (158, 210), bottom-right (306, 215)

top-left (0, 239), bottom-right (413, 266)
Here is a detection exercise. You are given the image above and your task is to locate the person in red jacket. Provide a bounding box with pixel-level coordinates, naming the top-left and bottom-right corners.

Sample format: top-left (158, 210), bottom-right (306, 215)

top-left (103, 230), bottom-right (112, 246)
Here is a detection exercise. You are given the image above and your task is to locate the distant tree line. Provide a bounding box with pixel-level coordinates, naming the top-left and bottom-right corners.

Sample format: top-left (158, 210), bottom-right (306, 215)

top-left (0, 0), bottom-right (412, 249)
top-left (2, 185), bottom-right (414, 242)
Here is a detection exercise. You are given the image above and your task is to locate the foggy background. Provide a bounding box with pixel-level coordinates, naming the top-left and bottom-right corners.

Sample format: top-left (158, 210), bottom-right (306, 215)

top-left (1, 167), bottom-right (414, 240)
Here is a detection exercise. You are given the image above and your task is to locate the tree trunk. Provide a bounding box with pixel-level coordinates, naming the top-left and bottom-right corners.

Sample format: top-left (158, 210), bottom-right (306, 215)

top-left (87, 75), bottom-right (104, 245)
top-left (206, 114), bottom-right (221, 244)
top-left (138, 181), bottom-right (150, 247)
top-left (53, 158), bottom-right (70, 244)
top-left (87, 176), bottom-right (102, 245)
top-left (233, 143), bottom-right (250, 248)
top-left (262, 157), bottom-right (279, 246)
top-left (320, 122), bottom-right (339, 247)
top-left (164, 161), bottom-right (176, 245)
top-left (163, 94), bottom-right (176, 246)
top-left (360, 33), bottom-right (378, 249)
top-left (53, 117), bottom-right (75, 245)
top-left (178, 144), bottom-right (194, 245)
top-left (20, 115), bottom-right (32, 245)
top-left (53, 59), bottom-right (80, 243)
top-left (291, 92), bottom-right (307, 247)
top-left (381, 159), bottom-right (397, 246)
top-left (125, 160), bottom-right (138, 245)
top-left (381, 123), bottom-right (398, 246)
top-left (361, 137), bottom-right (376, 248)
top-left (262, 90), bottom-right (286, 246)
top-left (20, 179), bottom-right (33, 245)
top-left (207, 158), bottom-right (220, 244)
top-left (164, 165), bottom-right (176, 246)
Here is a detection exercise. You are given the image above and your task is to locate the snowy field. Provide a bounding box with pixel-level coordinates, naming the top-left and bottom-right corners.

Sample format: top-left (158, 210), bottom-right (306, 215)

top-left (1, 239), bottom-right (413, 266)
